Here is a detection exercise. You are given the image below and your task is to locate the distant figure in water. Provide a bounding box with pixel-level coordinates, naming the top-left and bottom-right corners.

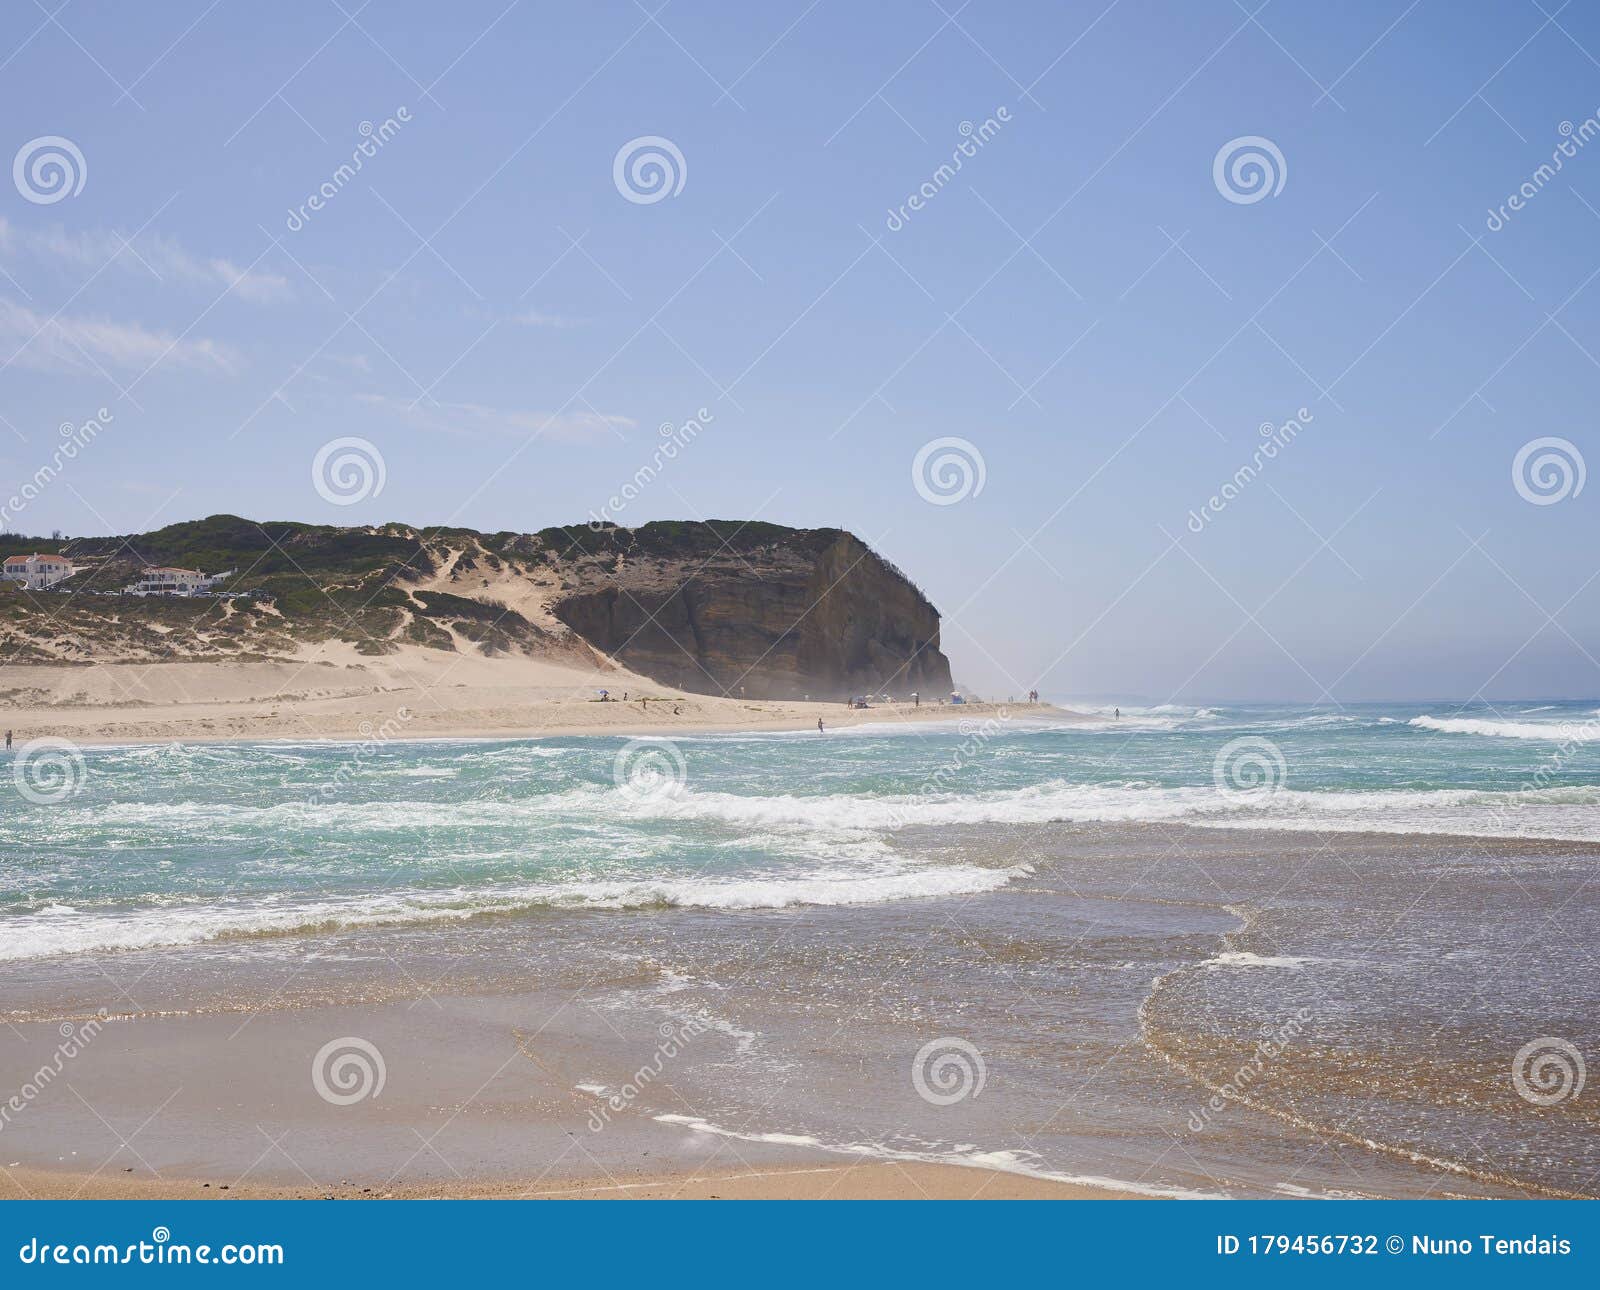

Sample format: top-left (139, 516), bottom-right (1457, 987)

top-left (4, 729), bottom-right (9, 750)
top-left (817, 718), bottom-right (824, 734)
top-left (1114, 707), bottom-right (1120, 720)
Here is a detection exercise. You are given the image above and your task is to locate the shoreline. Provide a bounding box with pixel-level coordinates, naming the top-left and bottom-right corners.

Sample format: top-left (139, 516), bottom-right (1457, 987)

top-left (0, 1161), bottom-right (1141, 1201)
top-left (6, 699), bottom-right (1065, 750)
top-left (0, 649), bottom-right (1086, 748)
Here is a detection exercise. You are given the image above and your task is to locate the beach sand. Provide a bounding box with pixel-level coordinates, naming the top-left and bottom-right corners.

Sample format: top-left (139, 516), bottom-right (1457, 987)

top-left (0, 980), bottom-right (1142, 1204)
top-left (0, 1163), bottom-right (1135, 1201)
top-left (0, 643), bottom-right (1070, 746)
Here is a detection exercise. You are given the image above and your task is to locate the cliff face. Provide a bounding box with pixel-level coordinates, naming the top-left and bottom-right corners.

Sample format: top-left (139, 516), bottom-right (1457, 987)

top-left (545, 524), bottom-right (952, 700)
top-left (2, 516), bottom-right (954, 699)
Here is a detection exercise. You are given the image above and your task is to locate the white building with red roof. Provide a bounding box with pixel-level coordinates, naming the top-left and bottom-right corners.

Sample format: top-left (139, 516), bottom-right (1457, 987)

top-left (2, 552), bottom-right (76, 590)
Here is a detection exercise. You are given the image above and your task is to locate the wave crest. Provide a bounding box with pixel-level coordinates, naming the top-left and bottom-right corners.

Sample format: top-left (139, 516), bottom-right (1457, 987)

top-left (1409, 715), bottom-right (1599, 741)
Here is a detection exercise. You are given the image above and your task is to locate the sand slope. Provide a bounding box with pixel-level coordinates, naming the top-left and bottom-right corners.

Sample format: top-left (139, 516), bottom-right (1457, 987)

top-left (0, 643), bottom-right (1051, 745)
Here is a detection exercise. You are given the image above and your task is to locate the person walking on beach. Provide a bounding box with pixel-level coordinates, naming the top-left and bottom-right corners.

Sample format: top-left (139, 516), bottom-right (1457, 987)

top-left (4, 729), bottom-right (10, 750)
top-left (817, 718), bottom-right (824, 734)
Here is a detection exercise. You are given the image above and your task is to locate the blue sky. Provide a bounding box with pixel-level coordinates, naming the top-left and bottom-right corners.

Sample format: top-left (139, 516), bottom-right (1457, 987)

top-left (2, 0), bottom-right (1598, 703)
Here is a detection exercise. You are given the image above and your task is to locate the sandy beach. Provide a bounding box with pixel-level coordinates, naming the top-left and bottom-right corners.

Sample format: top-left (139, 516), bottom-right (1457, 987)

top-left (0, 974), bottom-right (1141, 1203)
top-left (0, 645), bottom-right (1067, 746)
top-left (0, 1162), bottom-right (1134, 1201)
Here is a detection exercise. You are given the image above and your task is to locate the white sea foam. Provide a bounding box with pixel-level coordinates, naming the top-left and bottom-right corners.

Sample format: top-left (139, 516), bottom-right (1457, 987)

top-left (0, 863), bottom-right (1024, 962)
top-left (26, 775), bottom-right (1600, 847)
top-left (1203, 952), bottom-right (1323, 970)
top-left (653, 1113), bottom-right (1221, 1199)
top-left (1409, 715), bottom-right (1598, 741)
top-left (630, 780), bottom-right (1600, 841)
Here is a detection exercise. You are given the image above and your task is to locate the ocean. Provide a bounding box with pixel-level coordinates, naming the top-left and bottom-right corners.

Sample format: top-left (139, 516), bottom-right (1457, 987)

top-left (3, 700), bottom-right (1598, 1198)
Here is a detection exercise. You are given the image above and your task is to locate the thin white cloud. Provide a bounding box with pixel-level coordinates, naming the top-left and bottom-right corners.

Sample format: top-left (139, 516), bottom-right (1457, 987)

top-left (305, 351), bottom-right (372, 384)
top-left (510, 308), bottom-right (584, 328)
top-left (0, 218), bottom-right (290, 303)
top-left (358, 392), bottom-right (632, 442)
top-left (0, 296), bottom-right (236, 374)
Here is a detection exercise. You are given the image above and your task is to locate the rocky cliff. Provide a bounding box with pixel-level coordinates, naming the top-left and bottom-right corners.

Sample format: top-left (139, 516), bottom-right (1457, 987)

top-left (1, 516), bottom-right (953, 700)
top-left (542, 522), bottom-right (952, 699)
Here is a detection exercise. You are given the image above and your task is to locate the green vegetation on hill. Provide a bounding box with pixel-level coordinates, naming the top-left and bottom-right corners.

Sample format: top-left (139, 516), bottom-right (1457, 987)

top-left (0, 514), bottom-right (868, 665)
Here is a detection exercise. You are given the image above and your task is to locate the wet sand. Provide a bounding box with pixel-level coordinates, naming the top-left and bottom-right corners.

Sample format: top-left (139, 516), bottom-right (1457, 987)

top-left (1, 1162), bottom-right (1135, 1201)
top-left (0, 979), bottom-right (1136, 1201)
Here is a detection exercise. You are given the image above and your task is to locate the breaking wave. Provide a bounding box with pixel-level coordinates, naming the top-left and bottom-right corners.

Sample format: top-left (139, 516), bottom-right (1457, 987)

top-left (0, 863), bottom-right (1025, 963)
top-left (1409, 715), bottom-right (1599, 741)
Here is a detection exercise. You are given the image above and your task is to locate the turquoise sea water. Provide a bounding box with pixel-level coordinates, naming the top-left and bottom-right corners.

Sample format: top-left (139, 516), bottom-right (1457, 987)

top-left (4, 699), bottom-right (1600, 963)
top-left (4, 700), bottom-right (1598, 1198)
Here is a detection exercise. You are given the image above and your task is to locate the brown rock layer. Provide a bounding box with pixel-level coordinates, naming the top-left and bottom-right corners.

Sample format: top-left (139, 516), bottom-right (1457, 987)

top-left (547, 526), bottom-right (952, 700)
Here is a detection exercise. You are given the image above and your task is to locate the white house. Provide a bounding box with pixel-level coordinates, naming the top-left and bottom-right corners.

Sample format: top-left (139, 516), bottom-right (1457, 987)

top-left (125, 566), bottom-right (234, 597)
top-left (2, 553), bottom-right (75, 590)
